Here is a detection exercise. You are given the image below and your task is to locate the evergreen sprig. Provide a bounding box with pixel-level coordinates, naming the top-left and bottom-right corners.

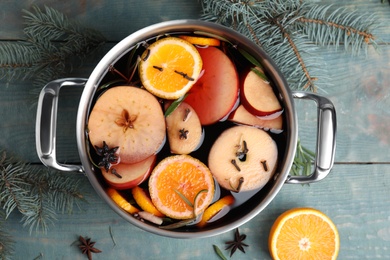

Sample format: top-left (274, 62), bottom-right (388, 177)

top-left (0, 149), bottom-right (85, 235)
top-left (199, 0), bottom-right (379, 92)
top-left (200, 0), bottom-right (380, 177)
top-left (0, 213), bottom-right (14, 260)
top-left (0, 5), bottom-right (106, 89)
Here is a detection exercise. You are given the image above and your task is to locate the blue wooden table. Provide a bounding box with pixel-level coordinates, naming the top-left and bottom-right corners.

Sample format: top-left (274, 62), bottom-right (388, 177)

top-left (1, 1), bottom-right (390, 259)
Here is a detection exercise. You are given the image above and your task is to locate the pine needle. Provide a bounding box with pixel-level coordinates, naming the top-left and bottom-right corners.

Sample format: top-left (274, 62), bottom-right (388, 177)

top-left (199, 0), bottom-right (379, 91)
top-left (0, 149), bottom-right (85, 235)
top-left (0, 5), bottom-right (105, 89)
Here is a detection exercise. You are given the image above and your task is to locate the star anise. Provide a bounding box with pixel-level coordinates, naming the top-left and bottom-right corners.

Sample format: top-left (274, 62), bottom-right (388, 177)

top-left (78, 236), bottom-right (102, 260)
top-left (95, 141), bottom-right (119, 172)
top-left (225, 228), bottom-right (249, 257)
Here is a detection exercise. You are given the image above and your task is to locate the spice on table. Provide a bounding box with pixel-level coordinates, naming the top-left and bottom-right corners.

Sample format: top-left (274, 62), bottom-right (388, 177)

top-left (225, 228), bottom-right (249, 257)
top-left (78, 236), bottom-right (102, 260)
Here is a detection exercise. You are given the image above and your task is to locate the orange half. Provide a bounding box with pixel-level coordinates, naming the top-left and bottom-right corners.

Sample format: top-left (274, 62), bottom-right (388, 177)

top-left (269, 208), bottom-right (340, 260)
top-left (139, 37), bottom-right (203, 100)
top-left (148, 155), bottom-right (215, 219)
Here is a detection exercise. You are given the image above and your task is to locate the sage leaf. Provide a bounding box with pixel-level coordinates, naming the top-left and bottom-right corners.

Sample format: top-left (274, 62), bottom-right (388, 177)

top-left (213, 245), bottom-right (228, 260)
top-left (164, 93), bottom-right (188, 117)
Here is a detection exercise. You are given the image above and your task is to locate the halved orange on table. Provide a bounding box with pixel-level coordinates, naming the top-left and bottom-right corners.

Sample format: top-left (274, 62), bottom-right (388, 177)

top-left (139, 37), bottom-right (203, 100)
top-left (269, 208), bottom-right (340, 260)
top-left (148, 155), bottom-right (215, 219)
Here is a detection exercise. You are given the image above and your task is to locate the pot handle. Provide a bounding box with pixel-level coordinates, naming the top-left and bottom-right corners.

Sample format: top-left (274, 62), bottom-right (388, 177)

top-left (35, 78), bottom-right (88, 173)
top-left (286, 91), bottom-right (337, 184)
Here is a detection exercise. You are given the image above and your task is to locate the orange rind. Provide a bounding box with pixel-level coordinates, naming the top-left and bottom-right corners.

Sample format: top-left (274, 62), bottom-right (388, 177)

top-left (132, 186), bottom-right (165, 217)
top-left (139, 37), bottom-right (203, 100)
top-left (269, 207), bottom-right (340, 260)
top-left (107, 188), bottom-right (139, 214)
top-left (197, 195), bottom-right (235, 227)
top-left (148, 155), bottom-right (215, 219)
top-left (179, 35), bottom-right (221, 46)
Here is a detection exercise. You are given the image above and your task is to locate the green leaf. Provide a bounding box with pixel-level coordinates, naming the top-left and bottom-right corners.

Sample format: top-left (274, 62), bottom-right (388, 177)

top-left (164, 93), bottom-right (188, 117)
top-left (158, 218), bottom-right (196, 230)
top-left (213, 244), bottom-right (228, 260)
top-left (173, 188), bottom-right (193, 208)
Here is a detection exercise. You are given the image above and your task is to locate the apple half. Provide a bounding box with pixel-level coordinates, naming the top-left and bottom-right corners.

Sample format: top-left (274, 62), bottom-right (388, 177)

top-left (240, 67), bottom-right (282, 117)
top-left (88, 86), bottom-right (166, 164)
top-left (102, 155), bottom-right (156, 190)
top-left (165, 101), bottom-right (204, 154)
top-left (208, 125), bottom-right (278, 192)
top-left (185, 46), bottom-right (239, 125)
top-left (228, 104), bottom-right (283, 134)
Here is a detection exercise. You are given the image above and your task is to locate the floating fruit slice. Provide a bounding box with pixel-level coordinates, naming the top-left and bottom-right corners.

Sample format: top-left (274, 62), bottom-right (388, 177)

top-left (228, 104), bottom-right (283, 133)
top-left (107, 188), bottom-right (139, 214)
top-left (101, 155), bottom-right (156, 190)
top-left (179, 35), bottom-right (221, 46)
top-left (132, 186), bottom-right (165, 217)
top-left (139, 37), bottom-right (203, 100)
top-left (185, 46), bottom-right (239, 125)
top-left (88, 86), bottom-right (166, 164)
top-left (197, 195), bottom-right (235, 227)
top-left (240, 67), bottom-right (283, 116)
top-left (208, 125), bottom-right (278, 192)
top-left (165, 101), bottom-right (204, 154)
top-left (269, 208), bottom-right (340, 260)
top-left (148, 155), bottom-right (215, 219)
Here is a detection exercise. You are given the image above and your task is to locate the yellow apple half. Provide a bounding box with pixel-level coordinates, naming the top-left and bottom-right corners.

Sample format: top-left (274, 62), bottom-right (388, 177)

top-left (208, 125), bottom-right (278, 192)
top-left (88, 86), bottom-right (166, 164)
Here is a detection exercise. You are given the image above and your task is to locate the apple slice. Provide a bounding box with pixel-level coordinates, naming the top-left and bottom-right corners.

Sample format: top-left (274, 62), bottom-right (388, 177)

top-left (208, 125), bottom-right (278, 192)
top-left (165, 101), bottom-right (204, 154)
top-left (102, 155), bottom-right (156, 190)
top-left (228, 105), bottom-right (283, 133)
top-left (88, 86), bottom-right (166, 164)
top-left (240, 67), bottom-right (282, 116)
top-left (185, 46), bottom-right (239, 125)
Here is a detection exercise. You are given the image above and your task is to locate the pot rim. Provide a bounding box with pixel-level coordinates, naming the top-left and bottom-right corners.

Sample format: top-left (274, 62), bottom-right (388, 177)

top-left (76, 19), bottom-right (297, 238)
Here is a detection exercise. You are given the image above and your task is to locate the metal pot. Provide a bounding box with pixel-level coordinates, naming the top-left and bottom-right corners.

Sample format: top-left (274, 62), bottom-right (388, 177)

top-left (36, 20), bottom-right (336, 238)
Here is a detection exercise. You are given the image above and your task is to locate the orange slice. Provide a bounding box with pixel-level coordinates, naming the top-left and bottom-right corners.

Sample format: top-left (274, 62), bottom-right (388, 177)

top-left (139, 37), bottom-right (203, 100)
top-left (107, 188), bottom-right (139, 214)
top-left (197, 195), bottom-right (235, 227)
top-left (148, 155), bottom-right (215, 219)
top-left (131, 186), bottom-right (165, 217)
top-left (269, 208), bottom-right (340, 260)
top-left (179, 35), bottom-right (221, 46)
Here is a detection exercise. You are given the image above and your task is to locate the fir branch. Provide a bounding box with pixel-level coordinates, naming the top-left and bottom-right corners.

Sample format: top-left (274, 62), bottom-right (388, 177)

top-left (0, 149), bottom-right (84, 234)
top-left (200, 0), bottom-right (379, 91)
top-left (296, 5), bottom-right (378, 55)
top-left (0, 5), bottom-right (105, 88)
top-left (0, 213), bottom-right (15, 260)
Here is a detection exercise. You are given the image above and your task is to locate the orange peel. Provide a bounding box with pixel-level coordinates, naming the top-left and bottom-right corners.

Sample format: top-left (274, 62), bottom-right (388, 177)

top-left (269, 207), bottom-right (340, 260)
top-left (179, 35), bottom-right (221, 46)
top-left (197, 195), bottom-right (235, 227)
top-left (131, 186), bottom-right (165, 217)
top-left (107, 188), bottom-right (139, 214)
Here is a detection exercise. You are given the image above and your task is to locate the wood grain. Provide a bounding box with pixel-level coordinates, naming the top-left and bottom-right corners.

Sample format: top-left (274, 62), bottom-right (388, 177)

top-left (6, 163), bottom-right (390, 259)
top-left (1, 0), bottom-right (390, 259)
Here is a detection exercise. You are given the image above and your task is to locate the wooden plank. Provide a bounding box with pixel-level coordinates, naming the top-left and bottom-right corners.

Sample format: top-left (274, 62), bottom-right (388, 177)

top-left (6, 163), bottom-right (390, 259)
top-left (295, 45), bottom-right (390, 163)
top-left (0, 0), bottom-right (202, 41)
top-left (1, 1), bottom-right (388, 42)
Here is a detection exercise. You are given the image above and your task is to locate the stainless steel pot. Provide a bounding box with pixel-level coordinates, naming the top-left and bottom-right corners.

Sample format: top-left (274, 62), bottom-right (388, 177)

top-left (36, 20), bottom-right (336, 238)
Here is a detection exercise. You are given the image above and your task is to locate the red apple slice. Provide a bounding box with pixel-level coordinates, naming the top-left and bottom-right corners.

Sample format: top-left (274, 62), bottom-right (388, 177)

top-left (208, 125), bottom-right (278, 192)
top-left (185, 46), bottom-right (239, 125)
top-left (88, 86), bottom-right (166, 164)
top-left (228, 105), bottom-right (283, 133)
top-left (240, 67), bottom-right (282, 116)
top-left (165, 101), bottom-right (204, 154)
top-left (102, 155), bottom-right (156, 190)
